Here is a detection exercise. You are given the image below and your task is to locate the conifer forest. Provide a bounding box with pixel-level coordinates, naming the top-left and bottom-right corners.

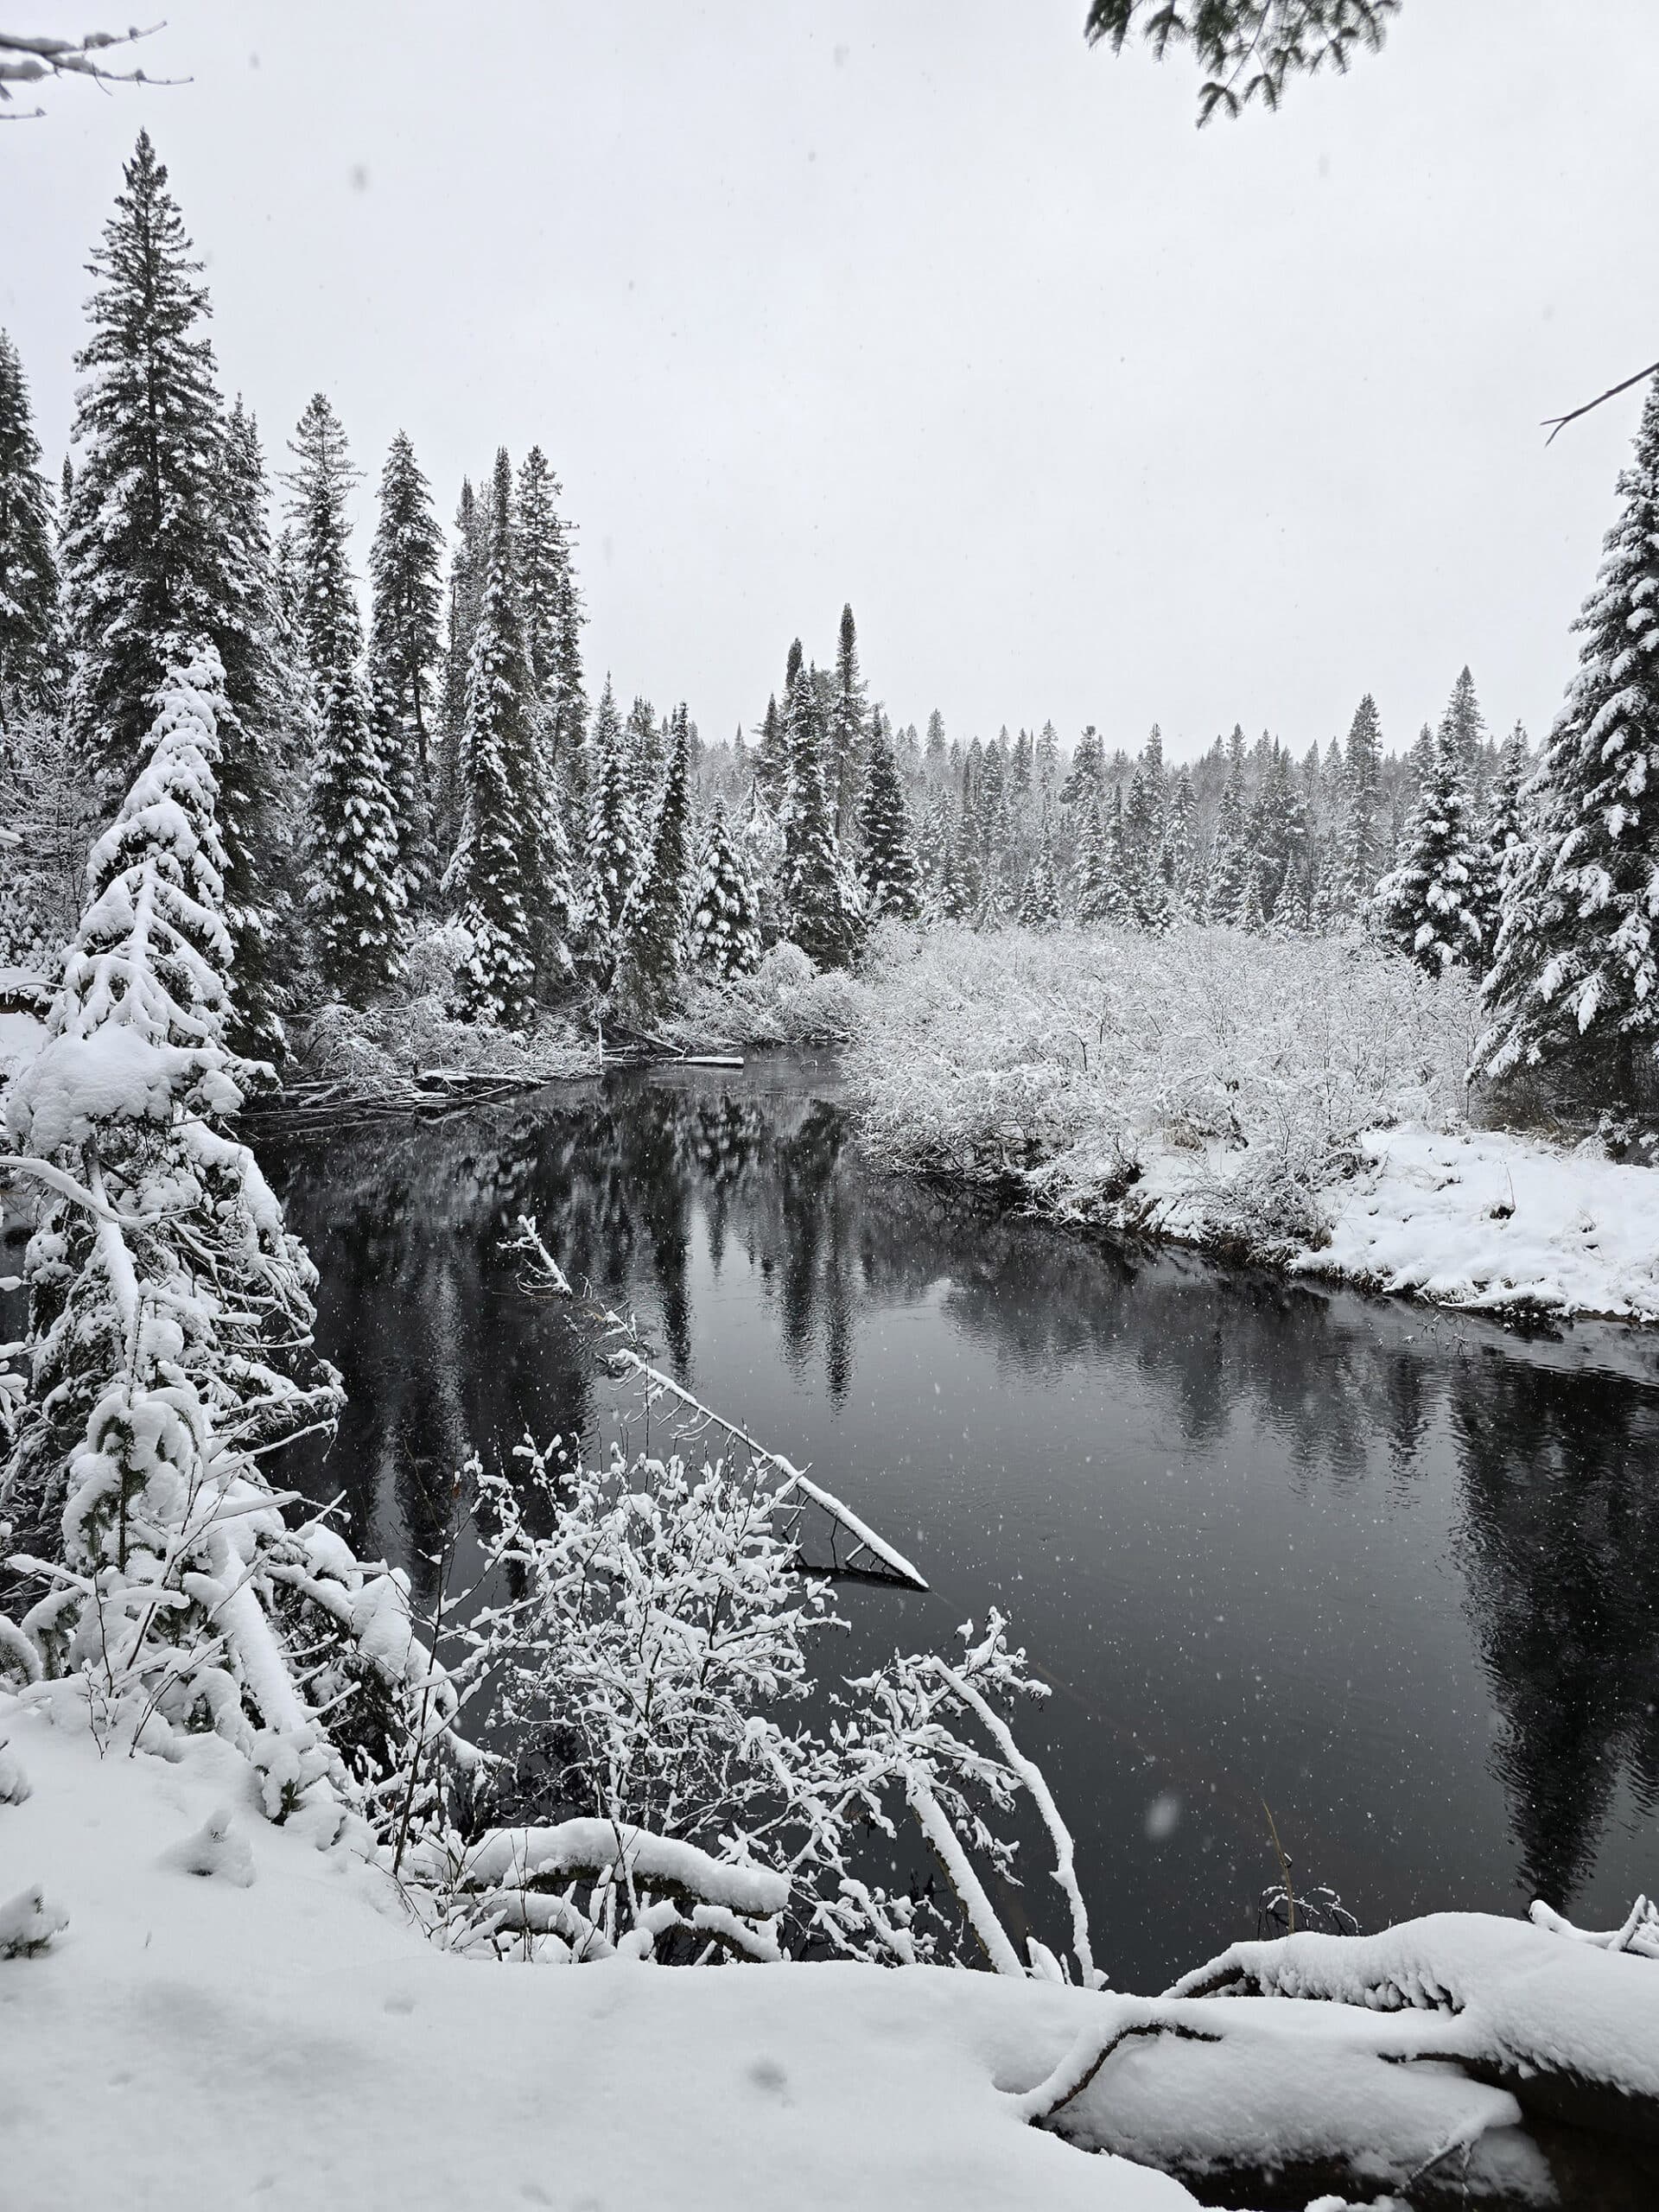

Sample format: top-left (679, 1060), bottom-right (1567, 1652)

top-left (3, 9), bottom-right (1658, 2209)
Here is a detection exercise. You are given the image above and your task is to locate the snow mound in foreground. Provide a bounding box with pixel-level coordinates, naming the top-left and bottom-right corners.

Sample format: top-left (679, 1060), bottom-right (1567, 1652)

top-left (0, 1692), bottom-right (1191, 2210)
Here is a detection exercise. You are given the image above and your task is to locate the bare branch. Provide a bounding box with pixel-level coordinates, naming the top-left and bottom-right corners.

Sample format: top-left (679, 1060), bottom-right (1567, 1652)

top-left (1542, 358), bottom-right (1659, 445)
top-left (0, 22), bottom-right (185, 114)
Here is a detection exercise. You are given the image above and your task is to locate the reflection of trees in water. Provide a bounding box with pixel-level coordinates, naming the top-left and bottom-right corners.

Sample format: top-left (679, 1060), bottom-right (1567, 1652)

top-left (265, 1074), bottom-right (1659, 1910)
top-left (1448, 1356), bottom-right (1659, 1910)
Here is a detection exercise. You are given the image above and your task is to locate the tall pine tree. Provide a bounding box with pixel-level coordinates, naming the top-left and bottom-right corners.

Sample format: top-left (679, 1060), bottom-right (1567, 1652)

top-left (855, 714), bottom-right (922, 923)
top-left (283, 392), bottom-right (362, 696)
top-left (687, 798), bottom-right (762, 978)
top-left (0, 327), bottom-right (59, 727)
top-left (1376, 728), bottom-right (1484, 974)
top-left (367, 429), bottom-right (445, 898)
top-left (62, 132), bottom-right (245, 805)
top-left (1340, 692), bottom-right (1385, 916)
top-left (616, 704), bottom-right (692, 1013)
top-left (830, 601), bottom-right (868, 835)
top-left (780, 643), bottom-right (858, 968)
top-left (1481, 382), bottom-right (1659, 1097)
top-left (454, 450), bottom-right (539, 1028)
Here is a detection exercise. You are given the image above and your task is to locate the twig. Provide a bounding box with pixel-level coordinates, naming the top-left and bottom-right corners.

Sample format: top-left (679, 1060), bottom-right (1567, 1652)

top-left (1542, 358), bottom-right (1659, 445)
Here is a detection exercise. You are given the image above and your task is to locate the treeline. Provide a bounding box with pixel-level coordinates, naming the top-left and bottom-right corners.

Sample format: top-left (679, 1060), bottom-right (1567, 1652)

top-left (2, 130), bottom-right (1657, 1118)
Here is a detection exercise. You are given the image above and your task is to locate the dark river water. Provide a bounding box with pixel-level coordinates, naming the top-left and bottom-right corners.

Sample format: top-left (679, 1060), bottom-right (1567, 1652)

top-left (262, 1055), bottom-right (1659, 1993)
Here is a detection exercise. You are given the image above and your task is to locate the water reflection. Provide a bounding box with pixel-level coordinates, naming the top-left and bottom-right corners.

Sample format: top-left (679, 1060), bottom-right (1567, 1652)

top-left (264, 1058), bottom-right (1659, 1988)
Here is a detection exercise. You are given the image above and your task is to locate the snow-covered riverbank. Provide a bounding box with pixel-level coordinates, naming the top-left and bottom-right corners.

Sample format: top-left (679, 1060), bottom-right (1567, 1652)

top-left (7, 1685), bottom-right (1658, 2209)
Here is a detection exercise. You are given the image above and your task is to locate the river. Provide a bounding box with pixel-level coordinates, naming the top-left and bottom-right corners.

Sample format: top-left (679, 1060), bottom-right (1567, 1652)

top-left (264, 1053), bottom-right (1659, 1993)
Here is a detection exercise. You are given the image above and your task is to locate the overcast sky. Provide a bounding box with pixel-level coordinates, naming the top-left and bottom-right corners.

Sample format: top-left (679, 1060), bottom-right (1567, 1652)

top-left (4, 0), bottom-right (1656, 761)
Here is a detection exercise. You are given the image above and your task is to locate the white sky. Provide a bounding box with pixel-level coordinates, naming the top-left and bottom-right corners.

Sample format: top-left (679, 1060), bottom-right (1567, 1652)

top-left (3, 0), bottom-right (1655, 761)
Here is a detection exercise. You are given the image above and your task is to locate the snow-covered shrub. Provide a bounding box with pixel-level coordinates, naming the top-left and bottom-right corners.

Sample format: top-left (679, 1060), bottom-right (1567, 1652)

top-left (661, 938), bottom-right (874, 1050)
top-left (413, 1342), bottom-right (1099, 1980)
top-left (847, 923), bottom-right (1477, 1253)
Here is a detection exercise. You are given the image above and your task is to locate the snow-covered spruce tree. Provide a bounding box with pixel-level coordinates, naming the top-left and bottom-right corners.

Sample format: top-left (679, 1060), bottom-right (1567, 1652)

top-left (1058, 724), bottom-right (1103, 808)
top-left (1375, 728), bottom-right (1484, 974)
top-left (780, 645), bottom-right (859, 968)
top-left (515, 445), bottom-right (583, 768)
top-left (1340, 692), bottom-right (1384, 918)
top-left (2, 644), bottom-right (343, 1545)
top-left (615, 705), bottom-right (692, 1015)
top-left (687, 798), bottom-right (763, 979)
top-left (1480, 381), bottom-right (1659, 1100)
top-left (283, 391), bottom-right (363, 706)
top-left (0, 327), bottom-right (59, 728)
top-left (1122, 728), bottom-right (1167, 928)
top-left (1160, 765), bottom-right (1196, 920)
top-left (753, 690), bottom-right (789, 810)
top-left (1484, 722), bottom-right (1531, 904)
top-left (368, 429), bottom-right (445, 900)
top-left (855, 713), bottom-right (922, 923)
top-left (582, 674), bottom-right (637, 965)
top-left (436, 474), bottom-right (485, 845)
top-left (1205, 724), bottom-right (1249, 923)
top-left (932, 823), bottom-right (976, 922)
top-left (452, 449), bottom-right (541, 1029)
top-left (214, 399), bottom-right (304, 1058)
top-left (1073, 792), bottom-right (1109, 922)
top-left (830, 601), bottom-right (868, 834)
top-left (1016, 815), bottom-right (1061, 930)
top-left (61, 133), bottom-right (247, 807)
top-left (0, 650), bottom-right (445, 1796)
top-left (311, 658), bottom-right (406, 1004)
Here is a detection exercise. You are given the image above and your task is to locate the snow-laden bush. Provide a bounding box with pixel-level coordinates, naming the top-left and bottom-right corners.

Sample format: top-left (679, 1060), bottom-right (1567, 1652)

top-left (846, 923), bottom-right (1478, 1252)
top-left (659, 938), bottom-right (875, 1050)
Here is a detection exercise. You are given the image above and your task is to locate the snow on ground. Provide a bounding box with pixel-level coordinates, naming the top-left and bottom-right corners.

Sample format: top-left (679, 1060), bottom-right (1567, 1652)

top-left (1298, 1126), bottom-right (1659, 1322)
top-left (0, 1690), bottom-right (1194, 2211)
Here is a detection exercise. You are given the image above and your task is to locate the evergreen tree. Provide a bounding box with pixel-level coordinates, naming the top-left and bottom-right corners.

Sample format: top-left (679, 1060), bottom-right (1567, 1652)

top-left (214, 399), bottom-right (302, 1055)
top-left (781, 644), bottom-right (858, 967)
top-left (1481, 383), bottom-right (1659, 1094)
top-left (1035, 718), bottom-right (1059, 801)
top-left (933, 823), bottom-right (976, 922)
top-left (1058, 724), bottom-right (1103, 807)
top-left (1016, 813), bottom-right (1061, 929)
top-left (1440, 664), bottom-right (1487, 779)
top-left (924, 709), bottom-right (947, 779)
top-left (753, 692), bottom-right (789, 808)
top-left (625, 693), bottom-right (663, 819)
top-left (368, 429), bottom-right (444, 893)
top-left (0, 327), bottom-right (59, 726)
top-left (438, 475), bottom-right (487, 843)
top-left (830, 601), bottom-right (868, 834)
top-left (1074, 792), bottom-right (1110, 922)
top-left (687, 798), bottom-right (762, 978)
top-left (1341, 692), bottom-right (1384, 914)
top-left (1206, 727), bottom-right (1250, 923)
top-left (855, 715), bottom-right (922, 922)
top-left (309, 660), bottom-right (404, 1004)
top-left (583, 675), bottom-right (638, 952)
top-left (1161, 765), bottom-right (1196, 918)
top-left (1485, 722), bottom-right (1531, 901)
top-left (514, 445), bottom-right (579, 764)
top-left (454, 449), bottom-right (539, 1027)
top-left (3, 644), bottom-right (342, 1562)
top-left (61, 132), bottom-right (244, 805)
top-left (283, 391), bottom-right (362, 698)
top-left (1376, 729), bottom-right (1484, 973)
top-left (616, 706), bottom-right (692, 1012)
top-left (1122, 726), bottom-right (1167, 926)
